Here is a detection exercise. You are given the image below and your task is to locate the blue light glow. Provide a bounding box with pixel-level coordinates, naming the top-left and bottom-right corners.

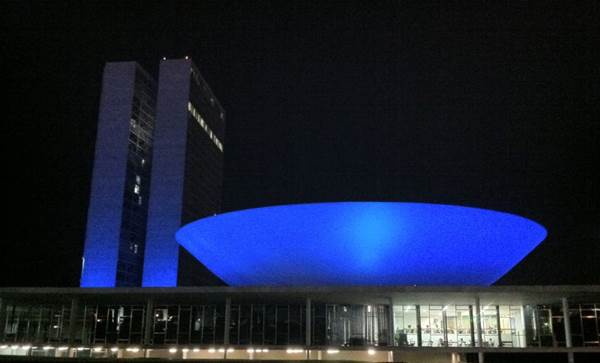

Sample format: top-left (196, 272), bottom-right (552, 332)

top-left (176, 202), bottom-right (547, 286)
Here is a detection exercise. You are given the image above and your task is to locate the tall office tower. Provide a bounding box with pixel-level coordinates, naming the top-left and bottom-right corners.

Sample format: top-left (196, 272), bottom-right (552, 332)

top-left (81, 62), bottom-right (157, 287)
top-left (142, 58), bottom-right (225, 287)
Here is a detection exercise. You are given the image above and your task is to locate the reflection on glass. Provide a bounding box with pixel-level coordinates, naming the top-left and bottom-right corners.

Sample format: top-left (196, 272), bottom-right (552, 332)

top-left (480, 306), bottom-right (499, 347)
top-left (393, 305), bottom-right (418, 346)
top-left (326, 304), bottom-right (388, 347)
top-left (499, 305), bottom-right (525, 347)
top-left (447, 305), bottom-right (472, 347)
top-left (420, 305), bottom-right (445, 347)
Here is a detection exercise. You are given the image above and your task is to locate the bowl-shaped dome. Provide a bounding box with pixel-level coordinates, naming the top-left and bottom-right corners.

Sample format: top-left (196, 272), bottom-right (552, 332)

top-left (176, 202), bottom-right (547, 286)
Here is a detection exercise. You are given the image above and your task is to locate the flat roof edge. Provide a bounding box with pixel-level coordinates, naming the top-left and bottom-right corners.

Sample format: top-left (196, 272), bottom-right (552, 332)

top-left (2, 285), bottom-right (600, 295)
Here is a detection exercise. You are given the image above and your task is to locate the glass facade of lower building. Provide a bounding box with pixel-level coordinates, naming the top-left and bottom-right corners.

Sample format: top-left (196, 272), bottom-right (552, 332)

top-left (1, 286), bottom-right (599, 361)
top-left (392, 304), bottom-right (526, 348)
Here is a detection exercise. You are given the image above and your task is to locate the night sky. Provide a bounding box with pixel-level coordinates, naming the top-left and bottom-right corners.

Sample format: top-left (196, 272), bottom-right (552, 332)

top-left (2, 1), bottom-right (598, 287)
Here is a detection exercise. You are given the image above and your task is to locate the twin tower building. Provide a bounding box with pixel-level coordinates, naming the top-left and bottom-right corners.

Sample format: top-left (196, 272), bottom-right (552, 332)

top-left (80, 59), bottom-right (226, 288)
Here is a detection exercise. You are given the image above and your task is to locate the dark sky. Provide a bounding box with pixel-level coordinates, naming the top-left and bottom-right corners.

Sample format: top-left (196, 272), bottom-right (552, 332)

top-left (1, 1), bottom-right (599, 287)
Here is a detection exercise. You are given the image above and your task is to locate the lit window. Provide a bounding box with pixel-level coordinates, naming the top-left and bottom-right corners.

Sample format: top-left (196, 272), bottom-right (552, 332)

top-left (134, 185), bottom-right (140, 194)
top-left (135, 175), bottom-right (141, 184)
top-left (187, 102), bottom-right (223, 152)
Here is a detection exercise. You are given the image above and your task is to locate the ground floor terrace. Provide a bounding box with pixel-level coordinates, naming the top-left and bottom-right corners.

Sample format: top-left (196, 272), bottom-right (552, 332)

top-left (1, 286), bottom-right (599, 363)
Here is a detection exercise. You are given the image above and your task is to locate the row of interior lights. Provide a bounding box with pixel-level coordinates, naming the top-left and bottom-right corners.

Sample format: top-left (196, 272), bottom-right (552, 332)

top-left (0, 346), bottom-right (254, 354)
top-left (286, 348), bottom-right (376, 355)
top-left (285, 348), bottom-right (376, 355)
top-left (0, 345), bottom-right (75, 351)
top-left (0, 345), bottom-right (206, 353)
top-left (0, 345), bottom-right (108, 352)
top-left (0, 345), bottom-right (377, 356)
top-left (246, 348), bottom-right (270, 353)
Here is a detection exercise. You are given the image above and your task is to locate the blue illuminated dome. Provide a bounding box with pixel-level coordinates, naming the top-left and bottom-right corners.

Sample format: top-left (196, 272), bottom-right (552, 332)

top-left (176, 202), bottom-right (547, 286)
